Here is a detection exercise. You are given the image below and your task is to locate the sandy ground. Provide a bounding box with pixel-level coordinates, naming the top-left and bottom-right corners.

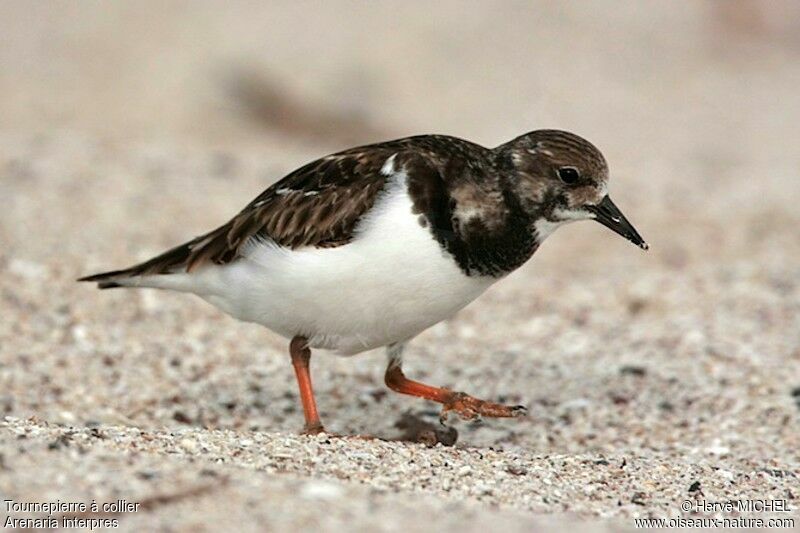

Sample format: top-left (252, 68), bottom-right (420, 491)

top-left (2, 2), bottom-right (800, 530)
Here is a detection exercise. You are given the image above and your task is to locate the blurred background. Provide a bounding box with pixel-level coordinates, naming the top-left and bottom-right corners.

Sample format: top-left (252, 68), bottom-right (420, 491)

top-left (1, 1), bottom-right (799, 528)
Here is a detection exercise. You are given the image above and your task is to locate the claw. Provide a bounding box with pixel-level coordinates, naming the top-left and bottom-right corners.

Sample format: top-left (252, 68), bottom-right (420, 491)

top-left (510, 405), bottom-right (528, 417)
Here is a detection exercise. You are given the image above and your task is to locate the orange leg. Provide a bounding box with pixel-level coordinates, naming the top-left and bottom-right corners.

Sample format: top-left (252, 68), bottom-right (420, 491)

top-left (384, 360), bottom-right (527, 423)
top-left (289, 336), bottom-right (325, 434)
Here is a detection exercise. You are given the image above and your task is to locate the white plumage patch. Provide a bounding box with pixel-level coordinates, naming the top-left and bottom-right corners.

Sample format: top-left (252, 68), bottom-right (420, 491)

top-left (163, 170), bottom-right (495, 355)
top-left (533, 218), bottom-right (563, 241)
top-left (380, 153), bottom-right (397, 176)
top-left (534, 207), bottom-right (592, 242)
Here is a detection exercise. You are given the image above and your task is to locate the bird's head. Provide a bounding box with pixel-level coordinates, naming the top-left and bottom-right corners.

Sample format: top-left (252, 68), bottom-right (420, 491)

top-left (498, 129), bottom-right (648, 250)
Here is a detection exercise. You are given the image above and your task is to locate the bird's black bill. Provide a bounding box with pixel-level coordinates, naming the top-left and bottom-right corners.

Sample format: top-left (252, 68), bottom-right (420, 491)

top-left (586, 196), bottom-right (648, 250)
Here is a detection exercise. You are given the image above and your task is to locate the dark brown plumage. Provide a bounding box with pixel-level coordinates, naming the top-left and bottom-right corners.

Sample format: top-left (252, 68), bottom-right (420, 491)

top-left (80, 135), bottom-right (485, 283)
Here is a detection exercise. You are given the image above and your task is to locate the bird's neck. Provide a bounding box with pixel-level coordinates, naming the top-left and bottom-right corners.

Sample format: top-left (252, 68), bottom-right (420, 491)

top-left (444, 187), bottom-right (541, 278)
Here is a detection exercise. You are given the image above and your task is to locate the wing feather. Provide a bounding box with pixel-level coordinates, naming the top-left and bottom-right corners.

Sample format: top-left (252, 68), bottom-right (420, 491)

top-left (78, 135), bottom-right (477, 283)
top-left (172, 148), bottom-right (403, 273)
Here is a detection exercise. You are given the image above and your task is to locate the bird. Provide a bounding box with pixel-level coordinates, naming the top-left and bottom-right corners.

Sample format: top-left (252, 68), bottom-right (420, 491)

top-left (79, 130), bottom-right (648, 435)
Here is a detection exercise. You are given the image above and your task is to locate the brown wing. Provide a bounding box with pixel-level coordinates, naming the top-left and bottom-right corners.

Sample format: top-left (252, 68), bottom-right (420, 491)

top-left (186, 147), bottom-right (403, 271)
top-left (78, 135), bottom-right (480, 285)
top-left (80, 148), bottom-right (402, 282)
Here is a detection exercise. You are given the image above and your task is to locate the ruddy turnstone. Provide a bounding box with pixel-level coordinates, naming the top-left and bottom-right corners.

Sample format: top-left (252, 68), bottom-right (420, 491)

top-left (80, 130), bottom-right (647, 434)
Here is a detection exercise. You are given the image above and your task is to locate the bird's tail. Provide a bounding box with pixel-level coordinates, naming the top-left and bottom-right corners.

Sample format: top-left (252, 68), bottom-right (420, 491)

top-left (78, 268), bottom-right (139, 289)
top-left (77, 240), bottom-right (195, 290)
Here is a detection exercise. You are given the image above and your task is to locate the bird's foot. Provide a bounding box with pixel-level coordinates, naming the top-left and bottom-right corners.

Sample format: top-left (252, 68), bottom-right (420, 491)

top-left (299, 425), bottom-right (382, 441)
top-left (439, 392), bottom-right (527, 423)
top-left (301, 422), bottom-right (327, 436)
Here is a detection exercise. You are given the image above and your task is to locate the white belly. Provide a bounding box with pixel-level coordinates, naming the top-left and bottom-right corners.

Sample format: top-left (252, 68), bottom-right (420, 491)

top-left (189, 175), bottom-right (496, 354)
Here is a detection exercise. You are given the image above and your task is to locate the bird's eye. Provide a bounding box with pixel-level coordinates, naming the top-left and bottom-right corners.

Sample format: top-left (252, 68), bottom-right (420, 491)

top-left (557, 166), bottom-right (580, 185)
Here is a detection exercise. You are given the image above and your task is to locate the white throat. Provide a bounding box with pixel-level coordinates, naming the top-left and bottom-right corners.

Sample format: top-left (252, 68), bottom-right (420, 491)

top-left (533, 208), bottom-right (590, 242)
